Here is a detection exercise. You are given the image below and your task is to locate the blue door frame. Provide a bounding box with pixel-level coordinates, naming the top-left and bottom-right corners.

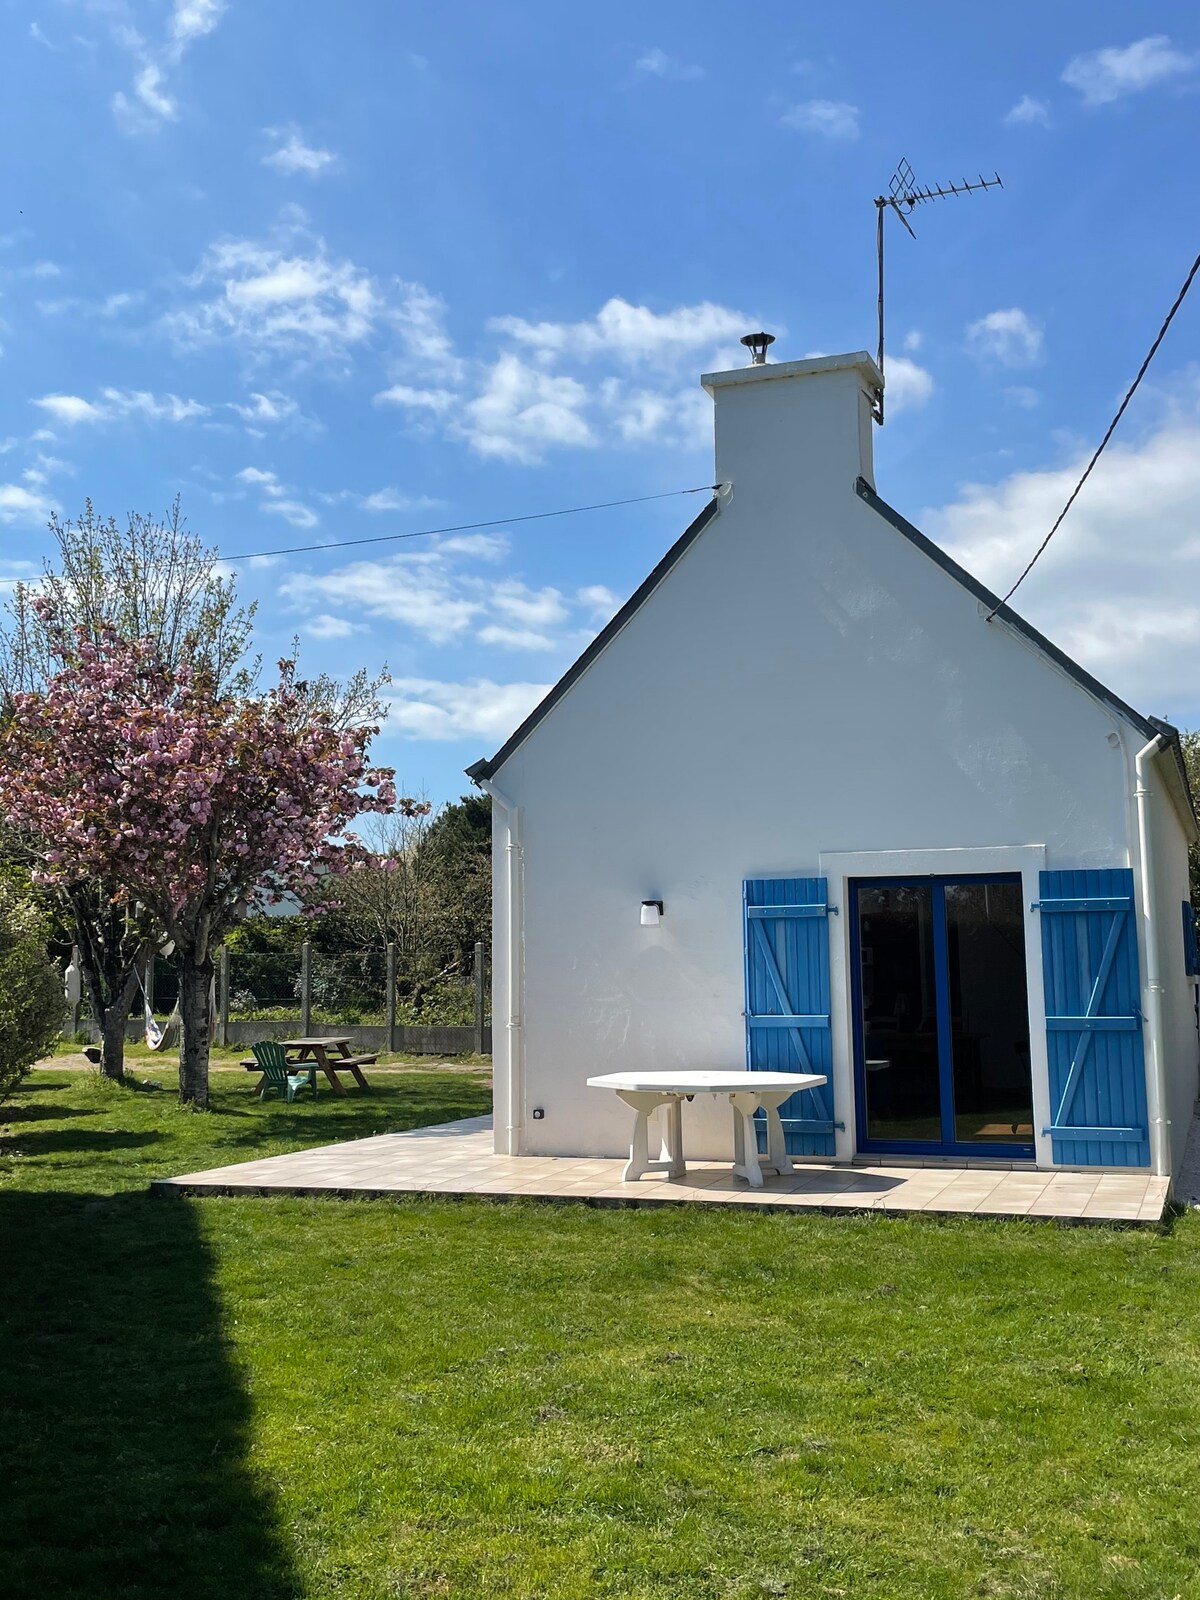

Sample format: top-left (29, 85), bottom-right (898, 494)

top-left (849, 874), bottom-right (1036, 1161)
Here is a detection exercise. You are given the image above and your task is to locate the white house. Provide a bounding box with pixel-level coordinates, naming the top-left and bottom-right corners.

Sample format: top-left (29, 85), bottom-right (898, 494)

top-left (468, 349), bottom-right (1200, 1183)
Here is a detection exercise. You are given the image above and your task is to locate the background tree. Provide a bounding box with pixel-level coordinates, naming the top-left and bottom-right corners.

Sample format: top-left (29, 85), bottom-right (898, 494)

top-left (420, 794), bottom-right (492, 975)
top-left (317, 794), bottom-right (490, 1009)
top-left (0, 868), bottom-right (65, 1105)
top-left (0, 501), bottom-right (255, 1081)
top-left (1181, 731), bottom-right (1200, 912)
top-left (0, 629), bottom-right (394, 1107)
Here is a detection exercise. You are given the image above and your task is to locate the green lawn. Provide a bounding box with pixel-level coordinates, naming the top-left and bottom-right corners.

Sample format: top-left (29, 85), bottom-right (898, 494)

top-left (3, 1068), bottom-right (1200, 1600)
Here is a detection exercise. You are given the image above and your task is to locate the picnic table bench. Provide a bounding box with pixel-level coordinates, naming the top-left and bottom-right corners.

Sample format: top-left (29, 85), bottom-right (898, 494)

top-left (241, 1036), bottom-right (377, 1096)
top-left (586, 1069), bottom-right (827, 1188)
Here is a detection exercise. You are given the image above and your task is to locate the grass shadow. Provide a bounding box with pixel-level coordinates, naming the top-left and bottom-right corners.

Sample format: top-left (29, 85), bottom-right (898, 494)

top-left (8, 1129), bottom-right (166, 1155)
top-left (2, 1103), bottom-right (101, 1123)
top-left (0, 1190), bottom-right (300, 1599)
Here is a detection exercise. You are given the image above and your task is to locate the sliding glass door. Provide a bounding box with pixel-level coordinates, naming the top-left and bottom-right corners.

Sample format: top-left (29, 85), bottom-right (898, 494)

top-left (851, 876), bottom-right (1034, 1159)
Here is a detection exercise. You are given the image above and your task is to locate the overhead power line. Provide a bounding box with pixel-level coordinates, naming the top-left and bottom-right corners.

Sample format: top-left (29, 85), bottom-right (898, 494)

top-left (220, 484), bottom-right (722, 563)
top-left (989, 245), bottom-right (1200, 618)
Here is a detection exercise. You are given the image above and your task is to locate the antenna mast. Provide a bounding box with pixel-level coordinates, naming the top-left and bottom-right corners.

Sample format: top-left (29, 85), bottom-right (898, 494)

top-left (873, 157), bottom-right (1003, 424)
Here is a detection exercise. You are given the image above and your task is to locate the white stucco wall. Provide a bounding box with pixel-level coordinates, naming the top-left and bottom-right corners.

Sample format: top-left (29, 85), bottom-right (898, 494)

top-left (485, 353), bottom-right (1166, 1167)
top-left (1141, 753), bottom-right (1200, 1173)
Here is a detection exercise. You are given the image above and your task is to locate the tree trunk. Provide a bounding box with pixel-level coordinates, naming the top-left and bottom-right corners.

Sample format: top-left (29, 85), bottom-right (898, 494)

top-left (80, 957), bottom-right (135, 1083)
top-left (100, 999), bottom-right (131, 1082)
top-left (69, 890), bottom-right (141, 1083)
top-left (177, 950), bottom-right (214, 1108)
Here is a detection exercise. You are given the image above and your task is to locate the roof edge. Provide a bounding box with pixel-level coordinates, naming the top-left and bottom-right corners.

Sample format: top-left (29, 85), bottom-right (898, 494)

top-left (467, 493), bottom-right (722, 784)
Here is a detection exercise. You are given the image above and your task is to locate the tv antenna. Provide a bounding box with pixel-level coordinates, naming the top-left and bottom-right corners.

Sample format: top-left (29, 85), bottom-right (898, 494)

top-left (873, 157), bottom-right (1003, 423)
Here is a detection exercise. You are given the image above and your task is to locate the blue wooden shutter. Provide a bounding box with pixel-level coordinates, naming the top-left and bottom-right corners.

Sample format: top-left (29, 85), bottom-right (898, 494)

top-left (1037, 868), bottom-right (1149, 1167)
top-left (1182, 901), bottom-right (1199, 977)
top-left (743, 877), bottom-right (836, 1156)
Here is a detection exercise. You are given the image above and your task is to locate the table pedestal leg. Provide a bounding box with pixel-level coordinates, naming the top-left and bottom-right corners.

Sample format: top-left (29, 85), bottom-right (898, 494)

top-left (762, 1093), bottom-right (795, 1176)
top-left (729, 1092), bottom-right (765, 1188)
top-left (616, 1091), bottom-right (686, 1181)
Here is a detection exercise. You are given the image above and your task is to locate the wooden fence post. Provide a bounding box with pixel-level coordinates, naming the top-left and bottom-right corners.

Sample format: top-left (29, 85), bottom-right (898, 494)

top-left (300, 940), bottom-right (312, 1037)
top-left (386, 941), bottom-right (397, 1054)
top-left (217, 945), bottom-right (230, 1047)
top-left (473, 941), bottom-right (485, 1056)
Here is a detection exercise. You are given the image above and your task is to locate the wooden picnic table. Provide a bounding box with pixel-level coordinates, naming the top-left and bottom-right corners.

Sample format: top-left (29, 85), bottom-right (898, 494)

top-left (240, 1036), bottom-right (376, 1096)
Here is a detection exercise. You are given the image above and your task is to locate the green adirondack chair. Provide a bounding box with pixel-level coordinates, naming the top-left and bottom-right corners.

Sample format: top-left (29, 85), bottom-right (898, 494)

top-left (252, 1039), bottom-right (318, 1103)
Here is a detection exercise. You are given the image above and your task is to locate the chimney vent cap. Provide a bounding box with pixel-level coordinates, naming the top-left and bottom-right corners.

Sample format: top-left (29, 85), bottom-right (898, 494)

top-left (740, 331), bottom-right (775, 365)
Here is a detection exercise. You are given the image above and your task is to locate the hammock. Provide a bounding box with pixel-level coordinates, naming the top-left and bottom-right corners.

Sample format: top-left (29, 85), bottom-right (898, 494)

top-left (135, 964), bottom-right (215, 1052)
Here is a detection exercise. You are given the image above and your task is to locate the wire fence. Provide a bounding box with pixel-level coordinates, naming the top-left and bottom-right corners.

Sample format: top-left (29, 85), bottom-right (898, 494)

top-left (223, 941), bottom-right (490, 1031)
top-left (76, 940), bottom-right (492, 1055)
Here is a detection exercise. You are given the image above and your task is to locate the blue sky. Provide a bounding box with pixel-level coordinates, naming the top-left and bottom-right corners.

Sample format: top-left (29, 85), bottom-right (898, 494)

top-left (4, 3), bottom-right (1200, 804)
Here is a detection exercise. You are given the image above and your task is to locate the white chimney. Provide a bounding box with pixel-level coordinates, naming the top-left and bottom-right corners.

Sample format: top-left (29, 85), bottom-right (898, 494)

top-left (701, 350), bottom-right (882, 505)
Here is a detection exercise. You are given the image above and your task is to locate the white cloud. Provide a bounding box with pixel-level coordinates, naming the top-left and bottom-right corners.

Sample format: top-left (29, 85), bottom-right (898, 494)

top-left (1062, 36), bottom-right (1195, 105)
top-left (1005, 94), bottom-right (1051, 127)
top-left (1005, 385), bottom-right (1041, 409)
top-left (386, 678), bottom-right (551, 742)
top-left (923, 383), bottom-right (1200, 718)
top-left (360, 487), bottom-right (437, 513)
top-left (235, 466), bottom-right (318, 529)
top-left (966, 307), bottom-right (1043, 368)
top-left (263, 499), bottom-right (319, 529)
top-left (438, 533), bottom-right (508, 561)
top-left (284, 553), bottom-right (483, 643)
top-left (633, 48), bottom-right (704, 82)
top-left (230, 391), bottom-right (300, 424)
top-left (902, 330), bottom-right (923, 353)
top-left (170, 0), bottom-right (225, 55)
top-left (477, 625), bottom-right (559, 652)
top-left (236, 466), bottom-right (284, 493)
top-left (282, 537), bottom-right (608, 651)
top-left (390, 282), bottom-right (462, 373)
top-left (491, 296), bottom-right (750, 363)
top-left (884, 356), bottom-right (935, 413)
top-left (263, 127), bottom-right (338, 177)
top-left (166, 217), bottom-right (385, 360)
top-left (32, 388), bottom-right (208, 425)
top-left (577, 583), bottom-right (622, 617)
top-left (463, 354), bottom-right (592, 463)
top-left (0, 482), bottom-right (56, 524)
top-left (374, 383), bottom-right (458, 414)
top-left (305, 614), bottom-right (363, 640)
top-left (113, 65), bottom-right (177, 132)
top-left (111, 1), bottom-right (225, 134)
top-left (491, 581), bottom-right (569, 629)
top-left (376, 293), bottom-right (759, 463)
top-left (781, 100), bottom-right (860, 139)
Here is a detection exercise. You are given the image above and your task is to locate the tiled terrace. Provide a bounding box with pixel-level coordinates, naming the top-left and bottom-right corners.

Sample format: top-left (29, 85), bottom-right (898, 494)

top-left (153, 1115), bottom-right (1171, 1224)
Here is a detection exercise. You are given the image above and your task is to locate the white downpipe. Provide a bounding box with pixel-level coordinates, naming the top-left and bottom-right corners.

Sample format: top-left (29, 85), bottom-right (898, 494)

top-left (476, 778), bottom-right (523, 1155)
top-left (1135, 734), bottom-right (1171, 1177)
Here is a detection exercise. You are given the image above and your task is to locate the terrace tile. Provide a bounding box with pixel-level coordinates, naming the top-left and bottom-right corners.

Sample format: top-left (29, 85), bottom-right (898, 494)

top-left (154, 1116), bottom-right (1169, 1223)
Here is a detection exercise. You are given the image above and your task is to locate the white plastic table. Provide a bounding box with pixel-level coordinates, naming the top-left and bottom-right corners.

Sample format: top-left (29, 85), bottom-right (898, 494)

top-left (586, 1070), bottom-right (827, 1189)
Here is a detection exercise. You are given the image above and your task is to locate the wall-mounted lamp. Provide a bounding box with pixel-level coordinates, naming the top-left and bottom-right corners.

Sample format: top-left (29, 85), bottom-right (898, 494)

top-left (640, 900), bottom-right (664, 927)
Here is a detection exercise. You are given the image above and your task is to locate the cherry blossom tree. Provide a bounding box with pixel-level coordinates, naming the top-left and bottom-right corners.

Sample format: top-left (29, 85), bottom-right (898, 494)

top-left (0, 625), bottom-right (394, 1106)
top-left (0, 499), bottom-right (256, 1080)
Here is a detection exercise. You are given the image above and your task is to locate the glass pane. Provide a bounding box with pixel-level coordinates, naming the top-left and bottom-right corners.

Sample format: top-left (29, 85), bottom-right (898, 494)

top-left (857, 885), bottom-right (941, 1143)
top-left (944, 882), bottom-right (1033, 1145)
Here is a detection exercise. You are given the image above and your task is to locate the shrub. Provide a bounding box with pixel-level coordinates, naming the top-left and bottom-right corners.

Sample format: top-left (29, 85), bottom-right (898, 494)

top-left (0, 881), bottom-right (65, 1104)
